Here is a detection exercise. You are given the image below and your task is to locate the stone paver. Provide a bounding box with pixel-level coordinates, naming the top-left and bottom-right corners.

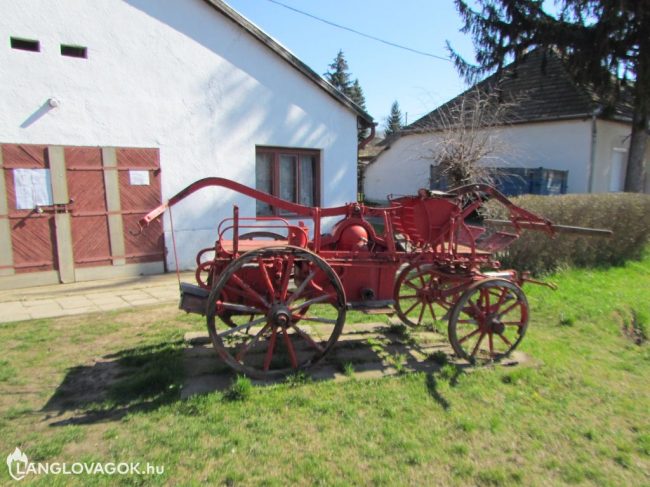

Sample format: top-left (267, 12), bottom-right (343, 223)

top-left (0, 272), bottom-right (193, 323)
top-left (180, 327), bottom-right (537, 398)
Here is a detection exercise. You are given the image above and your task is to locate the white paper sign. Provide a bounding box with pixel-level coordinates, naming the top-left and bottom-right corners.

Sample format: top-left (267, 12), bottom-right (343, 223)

top-left (14, 168), bottom-right (54, 210)
top-left (129, 170), bottom-right (150, 186)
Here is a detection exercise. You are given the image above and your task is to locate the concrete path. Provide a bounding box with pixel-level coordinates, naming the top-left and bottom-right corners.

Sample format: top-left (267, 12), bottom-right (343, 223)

top-left (0, 272), bottom-right (194, 323)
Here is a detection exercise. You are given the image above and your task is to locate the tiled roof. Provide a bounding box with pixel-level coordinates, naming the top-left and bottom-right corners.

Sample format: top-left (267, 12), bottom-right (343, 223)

top-left (405, 48), bottom-right (633, 133)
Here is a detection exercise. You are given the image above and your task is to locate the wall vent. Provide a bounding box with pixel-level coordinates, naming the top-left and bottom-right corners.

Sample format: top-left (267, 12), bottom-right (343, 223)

top-left (61, 44), bottom-right (87, 58)
top-left (10, 37), bottom-right (40, 52)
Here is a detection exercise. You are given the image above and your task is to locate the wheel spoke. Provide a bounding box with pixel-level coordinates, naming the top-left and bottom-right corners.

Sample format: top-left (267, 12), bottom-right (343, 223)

top-left (219, 316), bottom-right (267, 338)
top-left (235, 324), bottom-right (270, 362)
top-left (257, 256), bottom-right (276, 298)
top-left (458, 327), bottom-right (481, 344)
top-left (470, 332), bottom-right (486, 357)
top-left (291, 324), bottom-right (325, 353)
top-left (297, 316), bottom-right (338, 325)
top-left (219, 302), bottom-right (265, 314)
top-left (417, 302), bottom-right (426, 325)
top-left (492, 288), bottom-right (509, 313)
top-left (230, 273), bottom-right (270, 308)
top-left (488, 332), bottom-right (494, 356)
top-left (281, 326), bottom-right (298, 369)
top-left (403, 299), bottom-right (421, 316)
top-left (286, 269), bottom-right (317, 305)
top-left (279, 255), bottom-right (294, 301)
top-left (497, 333), bottom-right (513, 347)
top-left (398, 294), bottom-right (418, 300)
top-left (263, 326), bottom-right (278, 371)
top-left (404, 280), bottom-right (421, 291)
top-left (290, 293), bottom-right (333, 313)
top-left (497, 300), bottom-right (521, 318)
top-left (427, 302), bottom-right (437, 322)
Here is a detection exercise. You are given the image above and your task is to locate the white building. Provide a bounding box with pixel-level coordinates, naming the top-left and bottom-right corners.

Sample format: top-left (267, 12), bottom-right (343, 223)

top-left (0, 0), bottom-right (373, 289)
top-left (364, 49), bottom-right (649, 202)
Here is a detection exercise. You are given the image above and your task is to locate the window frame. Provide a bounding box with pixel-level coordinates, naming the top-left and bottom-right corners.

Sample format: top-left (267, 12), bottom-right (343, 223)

top-left (255, 146), bottom-right (321, 216)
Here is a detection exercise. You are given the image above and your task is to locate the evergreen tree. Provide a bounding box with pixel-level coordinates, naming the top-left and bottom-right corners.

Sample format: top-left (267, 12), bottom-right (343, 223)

top-left (349, 79), bottom-right (367, 111)
top-left (324, 49), bottom-right (352, 94)
top-left (384, 101), bottom-right (403, 137)
top-left (449, 0), bottom-right (650, 192)
top-left (325, 50), bottom-right (369, 141)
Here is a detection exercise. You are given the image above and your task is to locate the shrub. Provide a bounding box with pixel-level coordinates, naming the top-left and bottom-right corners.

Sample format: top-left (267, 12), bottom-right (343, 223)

top-left (484, 193), bottom-right (650, 274)
top-left (224, 375), bottom-right (252, 401)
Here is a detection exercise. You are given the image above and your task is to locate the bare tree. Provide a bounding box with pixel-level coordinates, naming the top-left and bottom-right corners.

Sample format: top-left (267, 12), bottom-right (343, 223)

top-left (423, 88), bottom-right (519, 189)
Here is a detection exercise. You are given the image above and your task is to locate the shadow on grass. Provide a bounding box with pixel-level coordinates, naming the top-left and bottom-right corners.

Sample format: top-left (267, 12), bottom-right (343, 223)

top-left (425, 365), bottom-right (466, 411)
top-left (42, 324), bottom-right (476, 424)
top-left (42, 341), bottom-right (184, 426)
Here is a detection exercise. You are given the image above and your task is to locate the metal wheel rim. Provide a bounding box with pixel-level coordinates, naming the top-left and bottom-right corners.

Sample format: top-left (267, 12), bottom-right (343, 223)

top-left (206, 246), bottom-right (346, 379)
top-left (448, 278), bottom-right (528, 364)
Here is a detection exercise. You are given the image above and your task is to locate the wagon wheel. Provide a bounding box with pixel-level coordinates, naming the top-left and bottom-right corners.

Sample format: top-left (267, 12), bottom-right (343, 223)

top-left (206, 246), bottom-right (346, 379)
top-left (394, 264), bottom-right (468, 328)
top-left (448, 278), bottom-right (528, 364)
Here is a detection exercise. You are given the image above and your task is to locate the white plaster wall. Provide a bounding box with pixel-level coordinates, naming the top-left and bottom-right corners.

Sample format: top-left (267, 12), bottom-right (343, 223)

top-left (0, 0), bottom-right (359, 269)
top-left (592, 120), bottom-right (650, 193)
top-left (365, 119), bottom-right (592, 201)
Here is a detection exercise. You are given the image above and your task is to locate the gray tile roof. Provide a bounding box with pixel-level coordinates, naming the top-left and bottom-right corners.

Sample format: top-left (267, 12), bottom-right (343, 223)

top-left (405, 48), bottom-right (633, 133)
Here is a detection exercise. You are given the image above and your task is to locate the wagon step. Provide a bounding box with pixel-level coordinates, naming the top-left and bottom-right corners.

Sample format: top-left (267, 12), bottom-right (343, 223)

top-left (179, 282), bottom-right (209, 315)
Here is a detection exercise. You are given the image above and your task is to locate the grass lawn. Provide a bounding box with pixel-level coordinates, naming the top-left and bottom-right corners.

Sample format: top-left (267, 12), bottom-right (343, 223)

top-left (1, 253), bottom-right (649, 486)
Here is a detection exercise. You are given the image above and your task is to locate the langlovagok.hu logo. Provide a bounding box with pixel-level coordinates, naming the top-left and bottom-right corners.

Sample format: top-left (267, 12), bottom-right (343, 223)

top-left (6, 447), bottom-right (164, 481)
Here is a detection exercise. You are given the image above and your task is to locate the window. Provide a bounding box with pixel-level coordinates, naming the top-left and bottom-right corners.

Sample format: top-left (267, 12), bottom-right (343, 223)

top-left (255, 147), bottom-right (320, 215)
top-left (61, 44), bottom-right (87, 58)
top-left (10, 37), bottom-right (40, 52)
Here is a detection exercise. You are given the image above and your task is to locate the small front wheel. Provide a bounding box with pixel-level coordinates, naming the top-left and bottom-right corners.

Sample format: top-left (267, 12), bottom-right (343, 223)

top-left (448, 278), bottom-right (528, 364)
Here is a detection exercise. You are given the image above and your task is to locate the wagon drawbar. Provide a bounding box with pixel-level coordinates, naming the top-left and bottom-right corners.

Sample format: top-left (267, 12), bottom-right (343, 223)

top-left (138, 177), bottom-right (611, 379)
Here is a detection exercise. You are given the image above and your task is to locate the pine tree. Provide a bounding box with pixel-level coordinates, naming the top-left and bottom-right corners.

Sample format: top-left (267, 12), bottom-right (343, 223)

top-left (449, 0), bottom-right (650, 192)
top-left (325, 50), bottom-right (369, 141)
top-left (324, 50), bottom-right (352, 94)
top-left (384, 101), bottom-right (403, 137)
top-left (349, 79), bottom-right (367, 111)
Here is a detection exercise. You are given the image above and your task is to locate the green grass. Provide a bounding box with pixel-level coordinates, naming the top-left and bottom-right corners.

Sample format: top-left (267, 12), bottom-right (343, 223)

top-left (1, 252), bottom-right (649, 485)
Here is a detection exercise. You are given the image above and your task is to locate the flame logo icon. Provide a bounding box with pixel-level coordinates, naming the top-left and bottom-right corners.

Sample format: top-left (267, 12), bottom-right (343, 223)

top-left (6, 447), bottom-right (28, 481)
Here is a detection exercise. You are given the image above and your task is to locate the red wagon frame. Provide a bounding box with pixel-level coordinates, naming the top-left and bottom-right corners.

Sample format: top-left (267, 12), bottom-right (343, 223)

top-left (139, 177), bottom-right (608, 379)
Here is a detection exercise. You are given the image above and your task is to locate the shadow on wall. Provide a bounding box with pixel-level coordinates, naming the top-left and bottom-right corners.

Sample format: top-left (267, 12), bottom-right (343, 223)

top-left (125, 0), bottom-right (352, 253)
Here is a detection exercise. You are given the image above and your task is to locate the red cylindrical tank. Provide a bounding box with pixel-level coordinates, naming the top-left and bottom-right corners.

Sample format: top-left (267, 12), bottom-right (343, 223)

top-left (338, 225), bottom-right (369, 250)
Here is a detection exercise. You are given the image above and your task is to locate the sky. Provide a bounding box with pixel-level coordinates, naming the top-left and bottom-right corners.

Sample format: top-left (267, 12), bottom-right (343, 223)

top-left (225, 0), bottom-right (478, 130)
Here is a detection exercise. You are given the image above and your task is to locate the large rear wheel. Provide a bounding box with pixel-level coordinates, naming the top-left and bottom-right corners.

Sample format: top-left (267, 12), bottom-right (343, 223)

top-left (206, 246), bottom-right (346, 379)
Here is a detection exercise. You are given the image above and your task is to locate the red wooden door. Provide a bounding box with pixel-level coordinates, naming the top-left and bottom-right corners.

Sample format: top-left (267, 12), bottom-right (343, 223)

top-left (65, 147), bottom-right (113, 268)
top-left (117, 148), bottom-right (164, 265)
top-left (2, 144), bottom-right (58, 273)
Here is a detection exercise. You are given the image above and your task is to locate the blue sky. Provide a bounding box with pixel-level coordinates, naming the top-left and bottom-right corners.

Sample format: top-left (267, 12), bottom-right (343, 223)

top-left (225, 0), bottom-right (477, 131)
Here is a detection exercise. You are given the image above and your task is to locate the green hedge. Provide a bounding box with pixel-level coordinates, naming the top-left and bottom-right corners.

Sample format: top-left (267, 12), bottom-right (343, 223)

top-left (484, 193), bottom-right (650, 274)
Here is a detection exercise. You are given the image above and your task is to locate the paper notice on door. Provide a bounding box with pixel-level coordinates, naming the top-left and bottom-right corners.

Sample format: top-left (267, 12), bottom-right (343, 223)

top-left (129, 170), bottom-right (150, 186)
top-left (14, 168), bottom-right (54, 210)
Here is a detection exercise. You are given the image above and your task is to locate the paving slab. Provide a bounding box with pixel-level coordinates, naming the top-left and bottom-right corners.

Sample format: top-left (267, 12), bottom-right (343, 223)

top-left (0, 271), bottom-right (191, 323)
top-left (181, 324), bottom-right (538, 398)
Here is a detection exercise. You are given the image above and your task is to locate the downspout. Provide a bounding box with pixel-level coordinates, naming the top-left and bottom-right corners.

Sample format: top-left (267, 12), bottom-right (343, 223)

top-left (358, 123), bottom-right (376, 149)
top-left (358, 123), bottom-right (377, 201)
top-left (587, 107), bottom-right (602, 193)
